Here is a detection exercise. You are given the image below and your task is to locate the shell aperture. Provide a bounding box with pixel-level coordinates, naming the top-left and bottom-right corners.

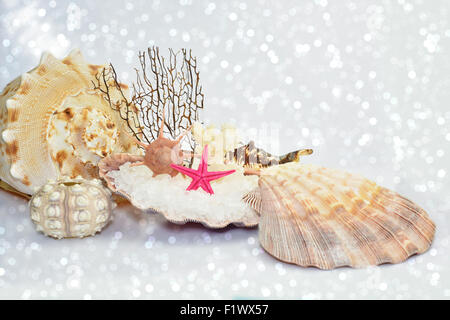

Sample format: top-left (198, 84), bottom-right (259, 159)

top-left (0, 49), bottom-right (141, 195)
top-left (249, 163), bottom-right (436, 269)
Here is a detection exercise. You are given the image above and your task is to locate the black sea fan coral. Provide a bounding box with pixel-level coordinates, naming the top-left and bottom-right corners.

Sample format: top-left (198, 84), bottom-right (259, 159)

top-left (93, 46), bottom-right (204, 152)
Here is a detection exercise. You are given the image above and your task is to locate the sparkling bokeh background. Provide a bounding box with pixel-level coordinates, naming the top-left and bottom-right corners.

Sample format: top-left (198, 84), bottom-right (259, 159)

top-left (0, 0), bottom-right (449, 299)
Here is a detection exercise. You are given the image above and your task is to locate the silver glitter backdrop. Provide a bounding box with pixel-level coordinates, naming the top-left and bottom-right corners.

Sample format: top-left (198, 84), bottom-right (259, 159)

top-left (0, 0), bottom-right (449, 299)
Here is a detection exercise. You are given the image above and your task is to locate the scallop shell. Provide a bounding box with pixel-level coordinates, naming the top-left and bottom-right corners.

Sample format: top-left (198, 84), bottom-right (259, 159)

top-left (98, 153), bottom-right (260, 228)
top-left (0, 49), bottom-right (141, 195)
top-left (29, 176), bottom-right (116, 239)
top-left (247, 163), bottom-right (435, 269)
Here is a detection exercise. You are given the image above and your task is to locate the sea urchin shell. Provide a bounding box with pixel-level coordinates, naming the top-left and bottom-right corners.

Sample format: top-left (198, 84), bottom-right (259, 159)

top-left (29, 176), bottom-right (116, 239)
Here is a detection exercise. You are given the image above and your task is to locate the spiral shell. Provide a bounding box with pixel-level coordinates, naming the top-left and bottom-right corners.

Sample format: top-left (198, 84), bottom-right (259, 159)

top-left (246, 163), bottom-right (436, 269)
top-left (0, 49), bottom-right (141, 195)
top-left (226, 140), bottom-right (313, 168)
top-left (29, 177), bottom-right (116, 239)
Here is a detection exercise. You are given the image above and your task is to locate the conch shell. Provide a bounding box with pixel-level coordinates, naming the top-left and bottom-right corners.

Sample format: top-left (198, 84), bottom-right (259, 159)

top-left (245, 163), bottom-right (436, 269)
top-left (0, 49), bottom-right (141, 195)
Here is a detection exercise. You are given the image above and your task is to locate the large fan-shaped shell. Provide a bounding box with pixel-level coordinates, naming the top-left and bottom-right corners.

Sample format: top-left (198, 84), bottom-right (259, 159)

top-left (0, 49), bottom-right (141, 195)
top-left (250, 163), bottom-right (435, 269)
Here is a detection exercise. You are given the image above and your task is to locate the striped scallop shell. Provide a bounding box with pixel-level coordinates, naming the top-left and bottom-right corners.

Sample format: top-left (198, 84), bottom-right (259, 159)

top-left (0, 49), bottom-right (141, 196)
top-left (246, 162), bottom-right (435, 269)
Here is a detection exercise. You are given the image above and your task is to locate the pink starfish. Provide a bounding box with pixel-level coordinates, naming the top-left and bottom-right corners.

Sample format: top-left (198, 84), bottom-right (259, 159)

top-left (170, 145), bottom-right (235, 195)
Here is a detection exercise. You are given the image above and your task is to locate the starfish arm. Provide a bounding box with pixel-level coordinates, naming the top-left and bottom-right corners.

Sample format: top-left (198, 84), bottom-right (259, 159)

top-left (186, 176), bottom-right (202, 191)
top-left (202, 145), bottom-right (209, 161)
top-left (197, 161), bottom-right (205, 174)
top-left (204, 180), bottom-right (215, 195)
top-left (170, 164), bottom-right (200, 177)
top-left (174, 145), bottom-right (236, 195)
top-left (199, 180), bottom-right (214, 195)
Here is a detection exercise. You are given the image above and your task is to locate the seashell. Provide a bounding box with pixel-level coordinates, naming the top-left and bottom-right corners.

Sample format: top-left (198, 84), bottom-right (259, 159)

top-left (226, 140), bottom-right (313, 168)
top-left (0, 49), bottom-right (141, 196)
top-left (98, 153), bottom-right (259, 228)
top-left (191, 122), bottom-right (240, 165)
top-left (29, 177), bottom-right (115, 239)
top-left (98, 153), bottom-right (145, 192)
top-left (244, 162), bottom-right (436, 269)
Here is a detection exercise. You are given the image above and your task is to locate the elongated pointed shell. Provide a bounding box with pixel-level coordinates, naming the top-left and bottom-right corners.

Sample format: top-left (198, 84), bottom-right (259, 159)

top-left (0, 49), bottom-right (141, 195)
top-left (253, 163), bottom-right (435, 269)
top-left (225, 140), bottom-right (313, 168)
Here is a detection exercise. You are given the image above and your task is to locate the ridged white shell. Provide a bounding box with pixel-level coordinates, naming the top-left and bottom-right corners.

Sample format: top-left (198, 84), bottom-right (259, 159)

top-left (0, 49), bottom-right (141, 195)
top-left (29, 177), bottom-right (115, 239)
top-left (249, 163), bottom-right (436, 269)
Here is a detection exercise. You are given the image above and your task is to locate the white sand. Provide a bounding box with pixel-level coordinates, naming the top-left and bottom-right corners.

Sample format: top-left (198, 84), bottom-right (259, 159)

top-left (107, 162), bottom-right (260, 228)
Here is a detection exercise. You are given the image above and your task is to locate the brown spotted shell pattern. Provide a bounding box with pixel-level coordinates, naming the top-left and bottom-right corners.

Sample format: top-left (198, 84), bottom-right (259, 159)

top-left (0, 49), bottom-right (141, 196)
top-left (245, 162), bottom-right (436, 269)
top-left (29, 177), bottom-right (115, 239)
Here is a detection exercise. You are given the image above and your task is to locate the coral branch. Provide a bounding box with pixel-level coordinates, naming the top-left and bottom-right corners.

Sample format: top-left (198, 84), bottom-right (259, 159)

top-left (93, 46), bottom-right (204, 152)
top-left (92, 64), bottom-right (144, 142)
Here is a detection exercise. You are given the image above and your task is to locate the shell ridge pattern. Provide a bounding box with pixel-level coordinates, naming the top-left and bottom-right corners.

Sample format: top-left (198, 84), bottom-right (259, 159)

top-left (384, 189), bottom-right (435, 237)
top-left (279, 172), bottom-right (341, 269)
top-left (300, 166), bottom-right (402, 265)
top-left (370, 188), bottom-right (435, 247)
top-left (358, 182), bottom-right (431, 243)
top-left (263, 165), bottom-right (376, 267)
top-left (278, 168), bottom-right (372, 268)
top-left (308, 168), bottom-right (412, 264)
top-left (276, 169), bottom-right (356, 268)
top-left (242, 188), bottom-right (262, 214)
top-left (257, 162), bottom-right (435, 268)
top-left (261, 174), bottom-right (332, 268)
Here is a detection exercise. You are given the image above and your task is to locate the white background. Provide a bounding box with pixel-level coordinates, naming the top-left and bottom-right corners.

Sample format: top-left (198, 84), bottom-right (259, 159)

top-left (0, 0), bottom-right (449, 299)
